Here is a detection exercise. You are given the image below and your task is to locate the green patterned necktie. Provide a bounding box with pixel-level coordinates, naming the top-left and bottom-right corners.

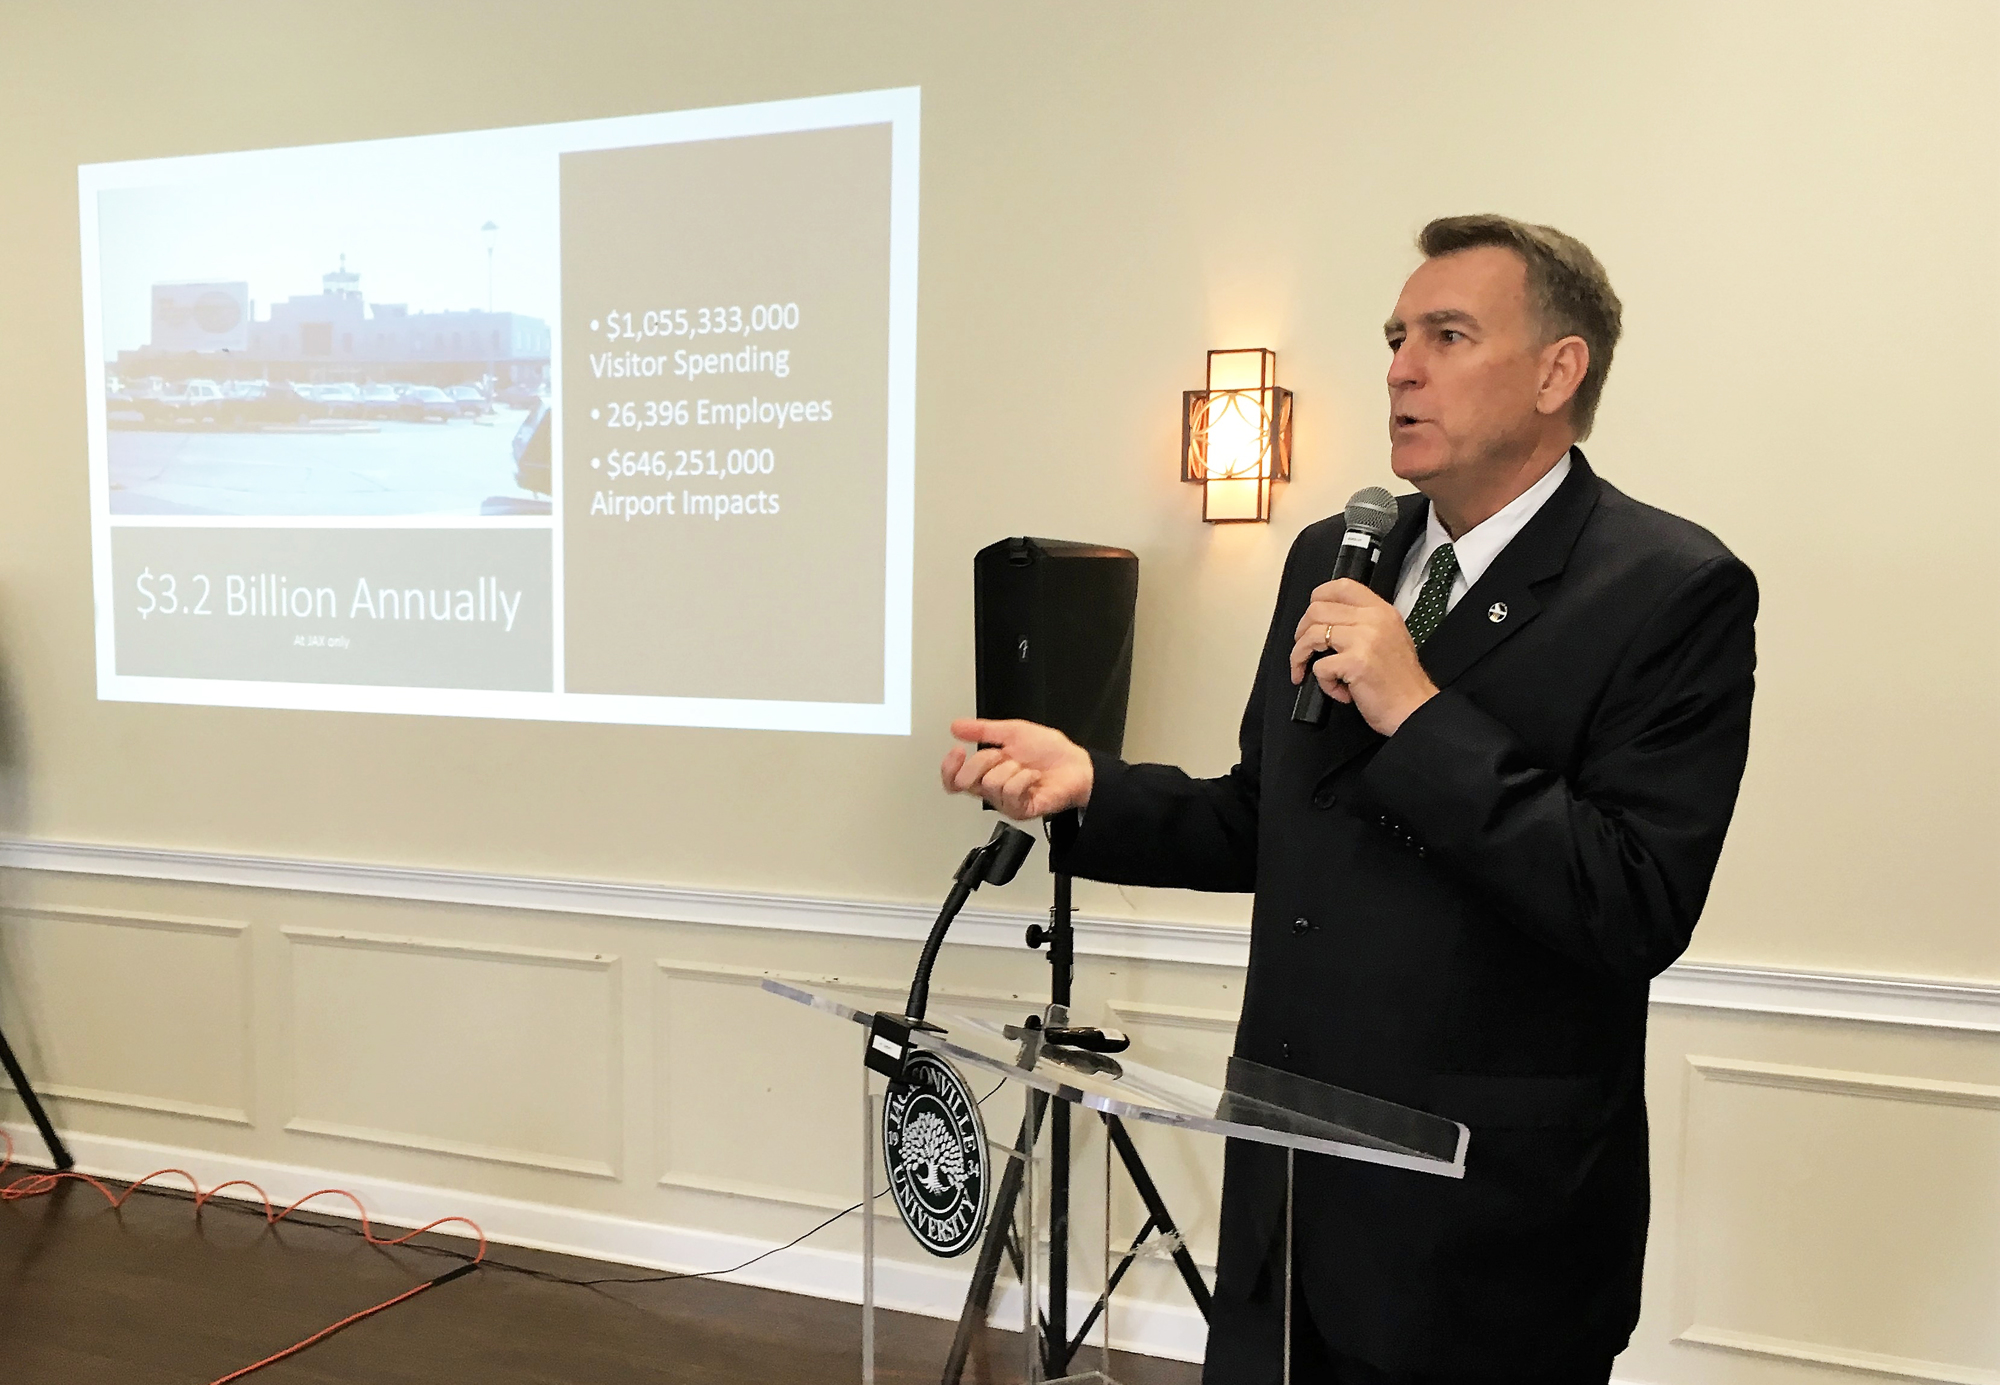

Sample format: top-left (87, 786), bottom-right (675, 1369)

top-left (1405, 543), bottom-right (1459, 647)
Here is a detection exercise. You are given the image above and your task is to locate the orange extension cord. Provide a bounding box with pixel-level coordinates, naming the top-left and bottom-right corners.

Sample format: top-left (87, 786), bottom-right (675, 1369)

top-left (0, 1128), bottom-right (487, 1383)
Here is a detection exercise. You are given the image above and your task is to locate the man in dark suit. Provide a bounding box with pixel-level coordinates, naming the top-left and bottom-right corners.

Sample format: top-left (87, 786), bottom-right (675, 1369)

top-left (941, 215), bottom-right (1757, 1382)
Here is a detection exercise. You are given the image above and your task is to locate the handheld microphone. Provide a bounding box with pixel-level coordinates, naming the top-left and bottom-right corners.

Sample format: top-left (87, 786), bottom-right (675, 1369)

top-left (1292, 487), bottom-right (1399, 727)
top-left (1043, 1025), bottom-right (1130, 1053)
top-left (1000, 1021), bottom-right (1131, 1053)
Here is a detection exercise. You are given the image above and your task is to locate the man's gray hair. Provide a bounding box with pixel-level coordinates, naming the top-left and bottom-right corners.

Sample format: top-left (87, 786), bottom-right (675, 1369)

top-left (1418, 214), bottom-right (1623, 439)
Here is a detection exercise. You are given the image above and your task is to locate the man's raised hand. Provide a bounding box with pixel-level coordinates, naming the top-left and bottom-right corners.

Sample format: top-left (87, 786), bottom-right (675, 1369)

top-left (941, 718), bottom-right (1095, 820)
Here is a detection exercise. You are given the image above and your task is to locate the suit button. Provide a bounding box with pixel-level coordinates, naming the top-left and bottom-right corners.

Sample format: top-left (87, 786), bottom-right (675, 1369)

top-left (1281, 1041), bottom-right (1293, 1062)
top-left (1292, 916), bottom-right (1310, 936)
top-left (1311, 787), bottom-right (1337, 809)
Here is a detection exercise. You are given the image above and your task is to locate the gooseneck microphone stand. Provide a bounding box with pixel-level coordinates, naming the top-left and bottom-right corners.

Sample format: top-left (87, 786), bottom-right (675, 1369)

top-left (940, 819), bottom-right (1212, 1385)
top-left (888, 818), bottom-right (1212, 1382)
top-left (902, 822), bottom-right (1038, 1027)
top-left (867, 821), bottom-right (1039, 1089)
top-left (0, 1021), bottom-right (73, 1170)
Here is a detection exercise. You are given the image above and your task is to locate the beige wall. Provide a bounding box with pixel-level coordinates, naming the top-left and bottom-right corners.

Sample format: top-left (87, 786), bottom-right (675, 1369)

top-left (2, 3), bottom-right (1997, 1381)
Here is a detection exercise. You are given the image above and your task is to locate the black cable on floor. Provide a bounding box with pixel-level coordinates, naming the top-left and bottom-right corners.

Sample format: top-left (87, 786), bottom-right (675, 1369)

top-left (32, 1074), bottom-right (1015, 1309)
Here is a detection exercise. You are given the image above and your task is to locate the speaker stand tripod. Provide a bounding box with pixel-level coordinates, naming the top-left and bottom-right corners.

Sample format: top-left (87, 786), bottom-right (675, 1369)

top-left (0, 1020), bottom-right (72, 1171)
top-left (940, 872), bottom-right (1212, 1384)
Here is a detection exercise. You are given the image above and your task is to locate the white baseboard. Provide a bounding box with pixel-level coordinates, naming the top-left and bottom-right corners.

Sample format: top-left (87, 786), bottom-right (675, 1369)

top-left (0, 1122), bottom-right (1211, 1364)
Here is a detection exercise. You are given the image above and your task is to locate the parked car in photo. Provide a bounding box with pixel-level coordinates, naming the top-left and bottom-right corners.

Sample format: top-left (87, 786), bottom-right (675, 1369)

top-left (106, 376), bottom-right (166, 426)
top-left (313, 381), bottom-right (365, 419)
top-left (393, 385), bottom-right (461, 422)
top-left (497, 382), bottom-right (544, 409)
top-left (220, 380), bottom-right (325, 427)
top-left (150, 378), bottom-right (226, 426)
top-left (512, 399), bottom-right (550, 496)
top-left (220, 379), bottom-right (267, 421)
top-left (448, 385), bottom-right (492, 415)
top-left (359, 383), bottom-right (402, 419)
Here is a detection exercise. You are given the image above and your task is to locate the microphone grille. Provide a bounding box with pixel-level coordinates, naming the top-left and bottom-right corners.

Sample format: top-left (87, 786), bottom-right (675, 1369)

top-left (1343, 486), bottom-right (1399, 537)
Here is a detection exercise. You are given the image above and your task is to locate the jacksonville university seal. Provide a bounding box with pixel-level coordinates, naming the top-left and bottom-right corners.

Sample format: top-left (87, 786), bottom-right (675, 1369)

top-left (882, 1050), bottom-right (990, 1257)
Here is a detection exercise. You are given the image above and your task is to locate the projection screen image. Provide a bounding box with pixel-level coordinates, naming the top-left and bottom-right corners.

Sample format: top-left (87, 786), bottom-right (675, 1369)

top-left (80, 87), bottom-right (918, 733)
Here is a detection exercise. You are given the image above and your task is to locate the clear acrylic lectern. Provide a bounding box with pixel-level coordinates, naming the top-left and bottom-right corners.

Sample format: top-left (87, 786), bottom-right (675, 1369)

top-left (762, 978), bottom-right (1469, 1385)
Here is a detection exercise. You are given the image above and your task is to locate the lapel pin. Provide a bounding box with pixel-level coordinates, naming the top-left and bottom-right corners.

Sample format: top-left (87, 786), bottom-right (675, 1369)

top-left (1488, 602), bottom-right (1509, 623)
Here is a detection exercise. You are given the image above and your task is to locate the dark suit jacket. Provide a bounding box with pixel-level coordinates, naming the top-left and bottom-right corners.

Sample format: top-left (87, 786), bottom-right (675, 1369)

top-left (1052, 452), bottom-right (1757, 1370)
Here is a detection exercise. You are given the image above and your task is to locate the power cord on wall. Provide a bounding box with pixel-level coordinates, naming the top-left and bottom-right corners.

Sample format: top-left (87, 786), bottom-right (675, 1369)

top-left (0, 1077), bottom-right (1008, 1378)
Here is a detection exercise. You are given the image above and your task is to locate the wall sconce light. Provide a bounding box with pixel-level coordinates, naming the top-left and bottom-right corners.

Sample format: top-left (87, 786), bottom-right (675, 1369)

top-left (1182, 348), bottom-right (1292, 523)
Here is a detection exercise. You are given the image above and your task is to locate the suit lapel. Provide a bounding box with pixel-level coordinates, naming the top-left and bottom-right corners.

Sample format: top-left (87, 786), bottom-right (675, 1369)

top-left (1304, 456), bottom-right (1602, 795)
top-left (1415, 452), bottom-right (1603, 688)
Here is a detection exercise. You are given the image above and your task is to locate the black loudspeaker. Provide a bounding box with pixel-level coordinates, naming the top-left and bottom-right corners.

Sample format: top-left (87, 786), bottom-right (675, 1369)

top-left (974, 537), bottom-right (1140, 759)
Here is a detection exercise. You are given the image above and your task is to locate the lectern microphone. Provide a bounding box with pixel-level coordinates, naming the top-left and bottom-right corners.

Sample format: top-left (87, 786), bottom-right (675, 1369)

top-left (1293, 486), bottom-right (1400, 726)
top-left (866, 820), bottom-right (1036, 1081)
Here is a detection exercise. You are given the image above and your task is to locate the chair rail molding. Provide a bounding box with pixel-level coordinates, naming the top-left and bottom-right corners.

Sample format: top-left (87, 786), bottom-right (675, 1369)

top-left (5, 837), bottom-right (1999, 1030)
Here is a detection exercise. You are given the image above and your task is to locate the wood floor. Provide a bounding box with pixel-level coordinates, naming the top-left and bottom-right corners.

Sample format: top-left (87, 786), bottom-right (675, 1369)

top-left (0, 1166), bottom-right (1203, 1384)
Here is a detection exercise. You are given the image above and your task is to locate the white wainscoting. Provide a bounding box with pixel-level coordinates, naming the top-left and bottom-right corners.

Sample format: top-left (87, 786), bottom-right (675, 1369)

top-left (4, 837), bottom-right (1999, 1379)
top-left (1671, 1057), bottom-right (2000, 1384)
top-left (280, 926), bottom-right (626, 1179)
top-left (0, 903), bottom-right (255, 1125)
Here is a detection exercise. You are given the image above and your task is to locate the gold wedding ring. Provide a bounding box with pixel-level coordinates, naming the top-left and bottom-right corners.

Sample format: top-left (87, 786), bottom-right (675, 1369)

top-left (1322, 622), bottom-right (1335, 651)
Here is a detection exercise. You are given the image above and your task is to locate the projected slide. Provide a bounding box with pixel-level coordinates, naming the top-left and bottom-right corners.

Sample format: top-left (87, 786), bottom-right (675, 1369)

top-left (80, 88), bottom-right (917, 733)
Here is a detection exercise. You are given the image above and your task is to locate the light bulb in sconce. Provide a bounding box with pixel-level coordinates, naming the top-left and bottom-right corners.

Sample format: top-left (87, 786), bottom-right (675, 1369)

top-left (1181, 348), bottom-right (1292, 523)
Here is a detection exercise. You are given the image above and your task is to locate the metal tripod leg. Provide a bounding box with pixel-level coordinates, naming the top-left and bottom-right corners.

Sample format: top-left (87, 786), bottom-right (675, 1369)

top-left (0, 1022), bottom-right (71, 1170)
top-left (941, 860), bottom-right (1214, 1383)
top-left (944, 1088), bottom-right (1050, 1384)
top-left (1104, 1115), bottom-right (1211, 1321)
top-left (941, 1102), bottom-right (1215, 1385)
top-left (1049, 1098), bottom-right (1069, 1368)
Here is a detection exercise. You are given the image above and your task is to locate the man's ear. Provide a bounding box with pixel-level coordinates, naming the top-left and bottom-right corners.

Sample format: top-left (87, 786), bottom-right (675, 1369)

top-left (1535, 336), bottom-right (1589, 418)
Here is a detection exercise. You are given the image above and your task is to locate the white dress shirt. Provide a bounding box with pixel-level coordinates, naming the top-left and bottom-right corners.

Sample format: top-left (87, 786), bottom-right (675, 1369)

top-left (1392, 452), bottom-right (1573, 618)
